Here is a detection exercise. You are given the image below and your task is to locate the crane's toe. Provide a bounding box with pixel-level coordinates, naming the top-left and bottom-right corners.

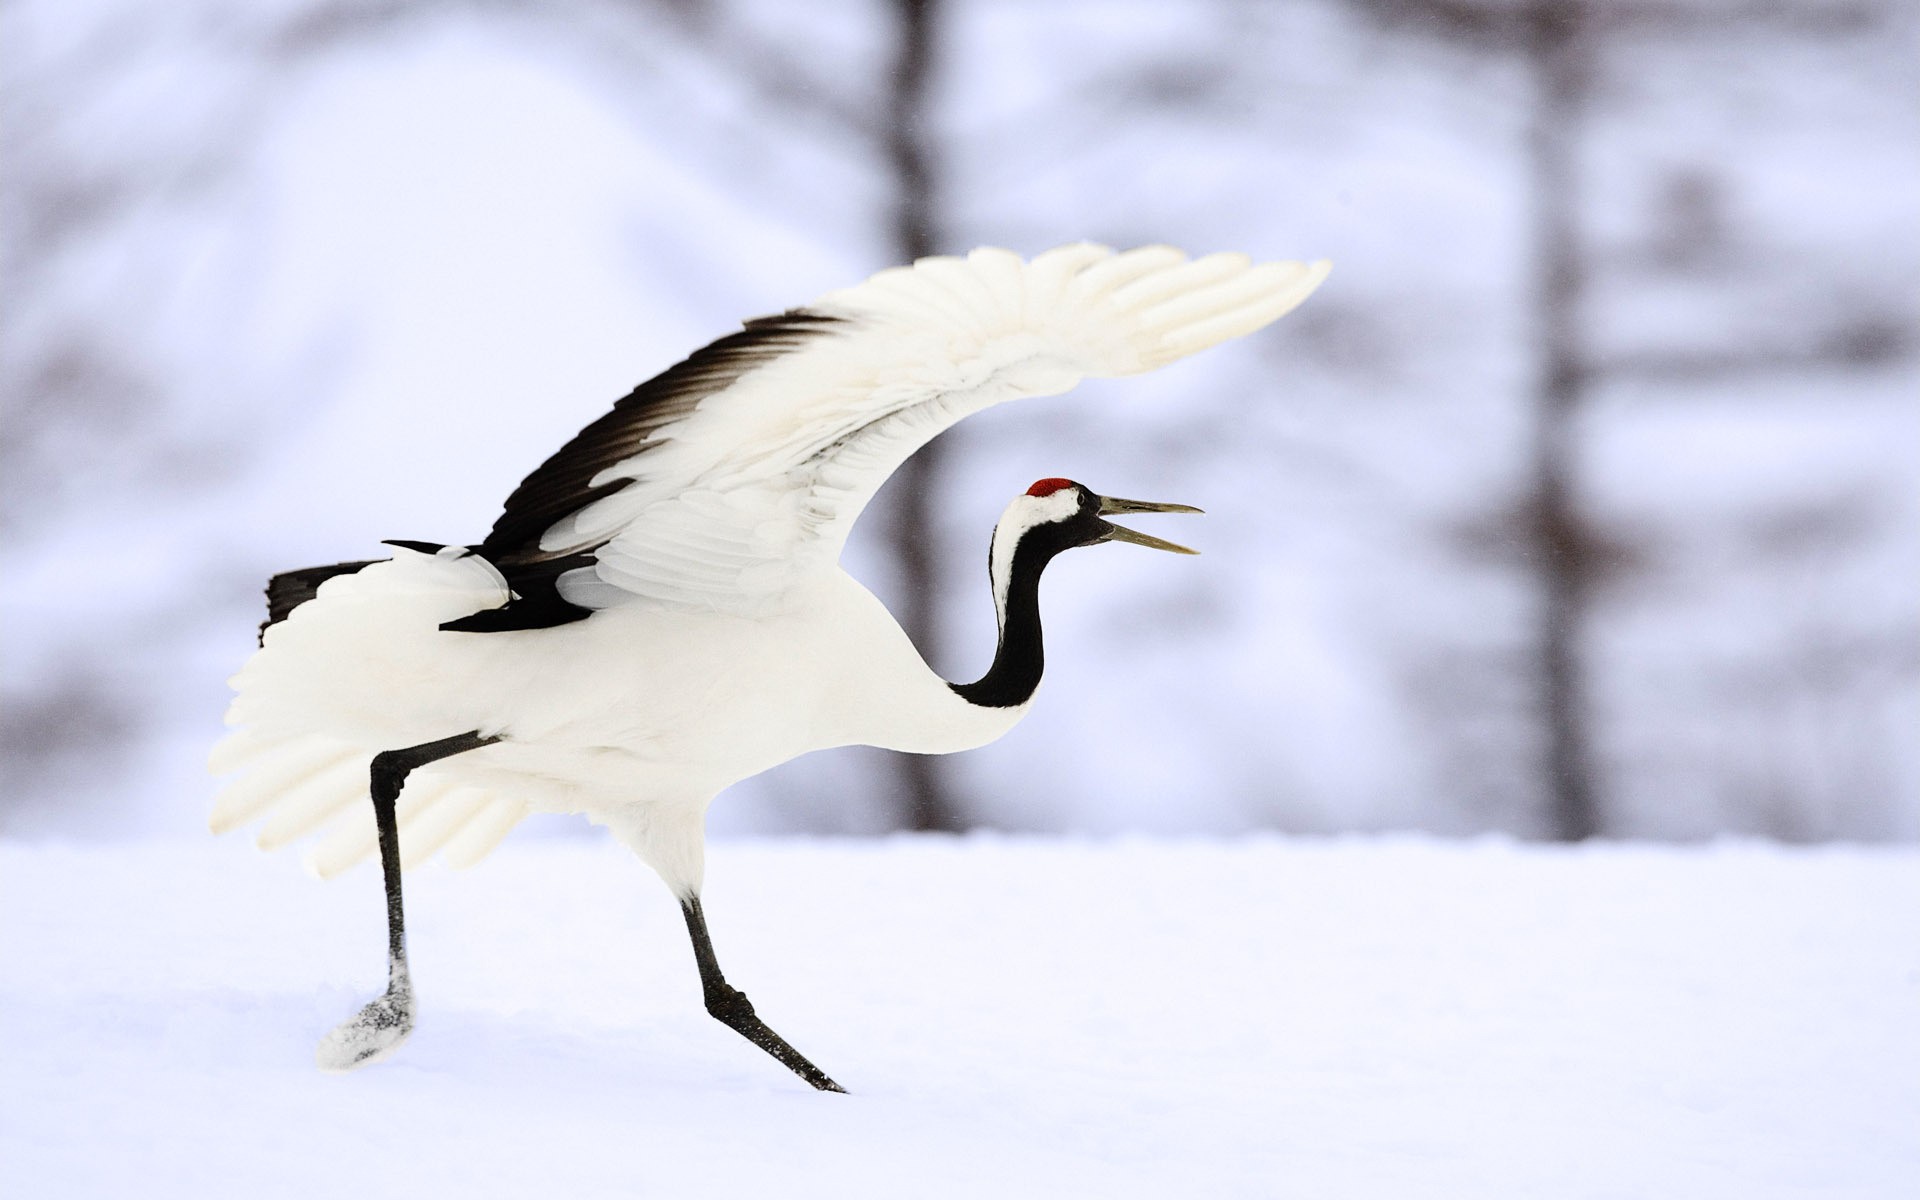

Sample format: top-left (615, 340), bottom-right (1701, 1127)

top-left (316, 989), bottom-right (414, 1072)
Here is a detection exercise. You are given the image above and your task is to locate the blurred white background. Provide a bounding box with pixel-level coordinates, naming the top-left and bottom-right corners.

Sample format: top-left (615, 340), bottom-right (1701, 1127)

top-left (3, 0), bottom-right (1915, 843)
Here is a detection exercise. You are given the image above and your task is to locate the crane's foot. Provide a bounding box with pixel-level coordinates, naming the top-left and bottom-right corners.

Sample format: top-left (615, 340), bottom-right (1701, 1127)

top-left (680, 896), bottom-right (844, 1092)
top-left (706, 984), bottom-right (846, 1093)
top-left (316, 982), bottom-right (414, 1072)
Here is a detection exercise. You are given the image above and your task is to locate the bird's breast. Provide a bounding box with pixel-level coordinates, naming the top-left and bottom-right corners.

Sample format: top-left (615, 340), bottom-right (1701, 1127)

top-left (491, 572), bottom-right (1024, 776)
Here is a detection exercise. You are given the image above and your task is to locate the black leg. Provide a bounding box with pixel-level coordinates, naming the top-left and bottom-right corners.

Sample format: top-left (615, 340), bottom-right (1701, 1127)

top-left (316, 730), bottom-right (498, 1071)
top-left (682, 896), bottom-right (846, 1093)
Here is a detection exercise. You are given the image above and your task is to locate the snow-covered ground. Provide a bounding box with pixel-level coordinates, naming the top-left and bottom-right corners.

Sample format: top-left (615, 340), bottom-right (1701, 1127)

top-left (3, 835), bottom-right (1913, 1198)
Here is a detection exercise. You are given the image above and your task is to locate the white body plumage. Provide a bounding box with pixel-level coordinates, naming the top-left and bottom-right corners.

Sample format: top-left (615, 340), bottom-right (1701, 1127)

top-left (218, 547), bottom-right (1023, 894)
top-left (207, 242), bottom-right (1328, 1084)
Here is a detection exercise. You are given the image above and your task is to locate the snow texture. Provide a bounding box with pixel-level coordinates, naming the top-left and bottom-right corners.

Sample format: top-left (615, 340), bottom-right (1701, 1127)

top-left (3, 836), bottom-right (1914, 1198)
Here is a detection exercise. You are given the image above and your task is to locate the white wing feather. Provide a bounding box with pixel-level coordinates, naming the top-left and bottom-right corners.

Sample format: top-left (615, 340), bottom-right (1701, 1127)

top-left (541, 244), bottom-right (1328, 613)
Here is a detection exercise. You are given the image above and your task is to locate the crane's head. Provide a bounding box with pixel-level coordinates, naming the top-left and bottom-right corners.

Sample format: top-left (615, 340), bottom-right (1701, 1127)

top-left (959, 479), bottom-right (1204, 705)
top-left (992, 478), bottom-right (1201, 575)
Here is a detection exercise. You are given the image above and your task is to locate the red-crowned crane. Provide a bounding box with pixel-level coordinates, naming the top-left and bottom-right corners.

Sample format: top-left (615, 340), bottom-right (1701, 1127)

top-left (210, 243), bottom-right (1330, 1091)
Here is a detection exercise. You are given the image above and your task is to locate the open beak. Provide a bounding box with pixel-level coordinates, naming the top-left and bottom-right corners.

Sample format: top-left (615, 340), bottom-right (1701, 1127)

top-left (1096, 494), bottom-right (1203, 555)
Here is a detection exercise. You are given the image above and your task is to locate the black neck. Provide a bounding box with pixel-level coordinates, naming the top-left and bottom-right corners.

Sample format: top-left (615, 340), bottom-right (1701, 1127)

top-left (950, 533), bottom-right (1062, 709)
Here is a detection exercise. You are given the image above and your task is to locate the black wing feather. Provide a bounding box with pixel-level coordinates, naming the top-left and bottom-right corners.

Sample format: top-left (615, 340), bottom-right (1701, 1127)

top-left (432, 310), bottom-right (846, 633)
top-left (259, 318), bottom-right (851, 642)
top-left (477, 311), bottom-right (846, 566)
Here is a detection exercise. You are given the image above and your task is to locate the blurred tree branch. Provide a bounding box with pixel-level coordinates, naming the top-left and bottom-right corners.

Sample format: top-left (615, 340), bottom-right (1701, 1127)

top-left (879, 0), bottom-right (966, 833)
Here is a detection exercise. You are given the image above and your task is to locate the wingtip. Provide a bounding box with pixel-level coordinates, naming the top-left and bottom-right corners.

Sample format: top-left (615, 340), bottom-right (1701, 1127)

top-left (1285, 256), bottom-right (1333, 305)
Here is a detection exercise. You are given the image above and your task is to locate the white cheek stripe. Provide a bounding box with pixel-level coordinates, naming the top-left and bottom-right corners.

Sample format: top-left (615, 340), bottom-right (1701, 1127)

top-left (989, 490), bottom-right (1082, 624)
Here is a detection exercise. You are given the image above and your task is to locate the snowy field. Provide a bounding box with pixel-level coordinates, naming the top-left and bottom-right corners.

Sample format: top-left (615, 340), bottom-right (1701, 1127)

top-left (2, 836), bottom-right (1914, 1198)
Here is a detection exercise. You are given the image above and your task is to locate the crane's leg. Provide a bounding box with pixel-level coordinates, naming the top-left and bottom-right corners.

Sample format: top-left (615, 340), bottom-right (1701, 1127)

top-left (681, 896), bottom-right (846, 1093)
top-left (316, 730), bottom-right (497, 1072)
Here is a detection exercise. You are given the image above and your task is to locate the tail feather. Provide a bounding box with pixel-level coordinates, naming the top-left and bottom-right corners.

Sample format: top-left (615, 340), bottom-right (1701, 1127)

top-left (217, 551), bottom-right (531, 876)
top-left (207, 726), bottom-right (278, 777)
top-left (289, 773), bottom-right (525, 879)
top-left (398, 787), bottom-right (492, 870)
top-left (211, 726), bottom-right (527, 877)
top-left (442, 797), bottom-right (528, 869)
top-left (308, 801), bottom-right (381, 881)
top-left (260, 560), bottom-right (380, 644)
top-left (210, 737), bottom-right (353, 835)
top-left (254, 756), bottom-right (368, 852)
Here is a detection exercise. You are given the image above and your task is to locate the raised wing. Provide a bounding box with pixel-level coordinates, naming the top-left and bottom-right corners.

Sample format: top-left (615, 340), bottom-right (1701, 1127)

top-left (470, 244), bottom-right (1329, 620)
